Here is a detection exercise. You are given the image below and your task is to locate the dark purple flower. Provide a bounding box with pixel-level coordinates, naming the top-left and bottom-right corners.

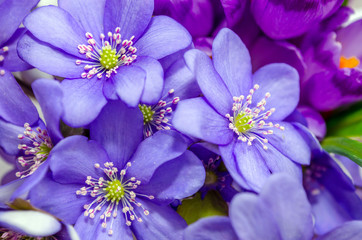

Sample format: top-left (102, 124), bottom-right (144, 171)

top-left (29, 101), bottom-right (205, 239)
top-left (250, 0), bottom-right (343, 39)
top-left (0, 0), bottom-right (38, 74)
top-left (173, 28), bottom-right (310, 191)
top-left (18, 0), bottom-right (192, 127)
top-left (184, 174), bottom-right (314, 240)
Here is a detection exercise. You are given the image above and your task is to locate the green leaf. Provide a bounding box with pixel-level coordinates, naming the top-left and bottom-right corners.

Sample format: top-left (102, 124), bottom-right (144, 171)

top-left (322, 137), bottom-right (362, 167)
top-left (327, 104), bottom-right (362, 137)
top-left (177, 191), bottom-right (228, 225)
top-left (342, 0), bottom-right (348, 6)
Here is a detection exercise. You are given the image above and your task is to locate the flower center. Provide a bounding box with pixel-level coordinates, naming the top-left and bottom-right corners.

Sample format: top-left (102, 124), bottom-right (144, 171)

top-left (205, 171), bottom-right (218, 185)
top-left (76, 27), bottom-right (137, 79)
top-left (16, 123), bottom-right (53, 178)
top-left (0, 228), bottom-right (57, 240)
top-left (0, 46), bottom-right (8, 76)
top-left (339, 56), bottom-right (360, 69)
top-left (226, 84), bottom-right (284, 150)
top-left (139, 89), bottom-right (180, 138)
top-left (76, 162), bottom-right (154, 235)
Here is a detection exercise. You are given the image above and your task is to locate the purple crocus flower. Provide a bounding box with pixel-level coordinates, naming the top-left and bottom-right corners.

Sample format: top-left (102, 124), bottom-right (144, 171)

top-left (0, 209), bottom-right (80, 240)
top-left (173, 28), bottom-right (310, 191)
top-left (250, 0), bottom-right (343, 39)
top-left (18, 0), bottom-right (192, 127)
top-left (29, 114), bottom-right (205, 240)
top-left (184, 174), bottom-right (314, 240)
top-left (0, 0), bottom-right (39, 74)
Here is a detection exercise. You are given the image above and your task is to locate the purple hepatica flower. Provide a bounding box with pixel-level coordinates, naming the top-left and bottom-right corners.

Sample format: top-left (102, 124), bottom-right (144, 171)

top-left (18, 0), bottom-right (192, 127)
top-left (0, 72), bottom-right (64, 199)
top-left (0, 0), bottom-right (39, 74)
top-left (184, 174), bottom-right (314, 240)
top-left (173, 28), bottom-right (310, 192)
top-left (29, 118), bottom-right (205, 240)
top-left (250, 0), bottom-right (343, 40)
top-left (0, 210), bottom-right (80, 240)
top-left (301, 7), bottom-right (362, 111)
top-left (304, 150), bottom-right (362, 235)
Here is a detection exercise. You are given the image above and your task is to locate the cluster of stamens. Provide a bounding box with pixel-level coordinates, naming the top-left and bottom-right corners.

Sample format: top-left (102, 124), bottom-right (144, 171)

top-left (16, 123), bottom-right (53, 178)
top-left (0, 228), bottom-right (57, 240)
top-left (139, 89), bottom-right (180, 138)
top-left (304, 163), bottom-right (328, 196)
top-left (0, 46), bottom-right (8, 76)
top-left (226, 84), bottom-right (284, 150)
top-left (203, 156), bottom-right (226, 188)
top-left (76, 27), bottom-right (137, 79)
top-left (76, 162), bottom-right (154, 235)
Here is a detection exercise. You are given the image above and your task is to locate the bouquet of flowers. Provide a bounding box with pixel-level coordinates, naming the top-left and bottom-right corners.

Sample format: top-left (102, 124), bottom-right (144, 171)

top-left (0, 0), bottom-right (361, 239)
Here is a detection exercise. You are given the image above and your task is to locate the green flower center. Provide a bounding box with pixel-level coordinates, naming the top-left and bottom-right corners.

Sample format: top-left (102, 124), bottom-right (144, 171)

top-left (205, 171), bottom-right (218, 185)
top-left (38, 143), bottom-right (52, 161)
top-left (104, 180), bottom-right (124, 202)
top-left (234, 112), bottom-right (254, 133)
top-left (99, 46), bottom-right (118, 70)
top-left (139, 104), bottom-right (155, 125)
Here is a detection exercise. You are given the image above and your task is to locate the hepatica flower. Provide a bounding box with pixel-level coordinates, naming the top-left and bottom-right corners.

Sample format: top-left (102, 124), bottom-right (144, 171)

top-left (29, 101), bottom-right (205, 240)
top-left (18, 0), bottom-right (192, 127)
top-left (173, 28), bottom-right (311, 191)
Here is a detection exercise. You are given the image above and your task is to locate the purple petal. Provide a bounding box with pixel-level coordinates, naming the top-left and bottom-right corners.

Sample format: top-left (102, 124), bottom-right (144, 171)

top-left (298, 106), bottom-right (326, 140)
top-left (103, 0), bottom-right (153, 40)
top-left (252, 63), bottom-right (299, 121)
top-left (29, 173), bottom-right (89, 224)
top-left (137, 150), bottom-right (205, 204)
top-left (184, 49), bottom-right (233, 116)
top-left (0, 119), bottom-right (29, 155)
top-left (49, 136), bottom-right (109, 184)
top-left (127, 131), bottom-right (187, 183)
top-left (74, 212), bottom-right (133, 240)
top-left (0, 70), bottom-right (38, 126)
top-left (61, 78), bottom-right (107, 127)
top-left (265, 122), bottom-right (311, 165)
top-left (32, 79), bottom-right (63, 144)
top-left (0, 179), bottom-right (25, 208)
top-left (131, 198), bottom-right (187, 240)
top-left (113, 66), bottom-right (146, 107)
top-left (0, 210), bottom-right (61, 237)
top-left (135, 16), bottom-right (192, 60)
top-left (0, 29), bottom-right (32, 71)
top-left (317, 221), bottom-right (362, 240)
top-left (89, 100), bottom-right (143, 167)
top-left (24, 6), bottom-right (86, 57)
top-left (59, 0), bottom-right (106, 39)
top-left (0, 0), bottom-right (39, 46)
top-left (17, 33), bottom-right (83, 78)
top-left (184, 216), bottom-right (238, 240)
top-left (251, 0), bottom-right (343, 39)
top-left (133, 56), bottom-right (164, 105)
top-left (212, 28), bottom-right (252, 97)
top-left (221, 0), bottom-right (246, 27)
top-left (337, 19), bottom-right (362, 61)
top-left (173, 97), bottom-right (233, 145)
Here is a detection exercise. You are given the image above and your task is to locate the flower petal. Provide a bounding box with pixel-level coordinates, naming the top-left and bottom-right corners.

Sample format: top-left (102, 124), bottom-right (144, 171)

top-left (0, 119), bottom-right (28, 155)
top-left (32, 79), bottom-right (64, 144)
top-left (59, 0), bottom-right (106, 38)
top-left (61, 78), bottom-right (107, 127)
top-left (317, 221), bottom-right (362, 240)
top-left (127, 130), bottom-right (187, 183)
top-left (0, 0), bottom-right (39, 46)
top-left (49, 136), bottom-right (109, 184)
top-left (137, 150), bottom-right (205, 204)
top-left (131, 198), bottom-right (187, 240)
top-left (133, 56), bottom-right (164, 105)
top-left (113, 66), bottom-right (146, 107)
top-left (0, 70), bottom-right (38, 126)
top-left (89, 100), bottom-right (143, 167)
top-left (0, 179), bottom-right (25, 209)
top-left (212, 28), bottom-right (252, 97)
top-left (17, 33), bottom-right (83, 78)
top-left (184, 49), bottom-right (233, 116)
top-left (135, 16), bottom-right (192, 60)
top-left (184, 216), bottom-right (238, 240)
top-left (252, 63), bottom-right (299, 121)
top-left (103, 0), bottom-right (153, 40)
top-left (173, 97), bottom-right (233, 145)
top-left (24, 6), bottom-right (86, 57)
top-left (0, 210), bottom-right (61, 237)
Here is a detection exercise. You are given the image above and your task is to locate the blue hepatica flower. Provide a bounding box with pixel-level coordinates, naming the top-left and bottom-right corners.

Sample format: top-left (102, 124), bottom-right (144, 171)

top-left (28, 100), bottom-right (205, 240)
top-left (173, 28), bottom-right (311, 192)
top-left (184, 174), bottom-right (314, 240)
top-left (0, 0), bottom-right (39, 74)
top-left (18, 0), bottom-right (192, 127)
